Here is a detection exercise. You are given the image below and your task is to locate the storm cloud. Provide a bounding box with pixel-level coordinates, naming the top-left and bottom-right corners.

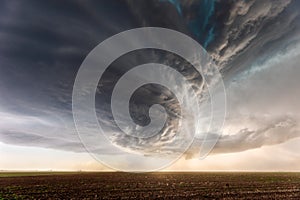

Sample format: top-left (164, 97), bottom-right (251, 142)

top-left (1, 0), bottom-right (300, 162)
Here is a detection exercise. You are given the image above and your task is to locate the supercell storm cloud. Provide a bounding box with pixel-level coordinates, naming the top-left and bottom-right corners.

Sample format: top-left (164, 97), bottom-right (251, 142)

top-left (1, 0), bottom-right (300, 164)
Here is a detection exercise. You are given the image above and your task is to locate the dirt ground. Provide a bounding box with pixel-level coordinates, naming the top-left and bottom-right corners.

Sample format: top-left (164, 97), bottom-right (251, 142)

top-left (1, 172), bottom-right (300, 199)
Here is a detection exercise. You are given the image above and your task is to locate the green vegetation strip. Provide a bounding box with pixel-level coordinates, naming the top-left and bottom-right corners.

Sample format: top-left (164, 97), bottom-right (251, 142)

top-left (0, 171), bottom-right (85, 177)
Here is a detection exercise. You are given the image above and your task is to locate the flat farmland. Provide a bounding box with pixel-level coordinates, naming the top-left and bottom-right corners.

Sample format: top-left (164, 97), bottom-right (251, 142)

top-left (1, 172), bottom-right (300, 199)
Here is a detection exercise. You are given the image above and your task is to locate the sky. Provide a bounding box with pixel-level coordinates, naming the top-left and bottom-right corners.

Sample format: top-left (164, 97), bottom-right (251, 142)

top-left (1, 0), bottom-right (300, 171)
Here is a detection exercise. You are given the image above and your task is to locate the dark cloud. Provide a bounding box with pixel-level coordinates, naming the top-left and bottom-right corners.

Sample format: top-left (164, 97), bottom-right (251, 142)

top-left (0, 0), bottom-right (300, 160)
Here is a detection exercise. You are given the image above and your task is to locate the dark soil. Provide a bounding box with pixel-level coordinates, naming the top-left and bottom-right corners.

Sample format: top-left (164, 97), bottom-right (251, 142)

top-left (1, 172), bottom-right (300, 199)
